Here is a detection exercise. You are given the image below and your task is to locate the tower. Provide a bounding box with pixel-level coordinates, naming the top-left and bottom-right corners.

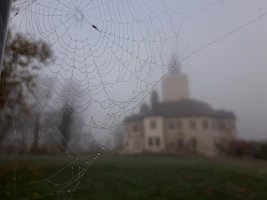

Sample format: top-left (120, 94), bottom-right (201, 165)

top-left (162, 55), bottom-right (189, 102)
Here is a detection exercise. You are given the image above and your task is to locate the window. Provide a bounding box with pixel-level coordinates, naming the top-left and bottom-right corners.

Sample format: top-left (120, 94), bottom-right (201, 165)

top-left (155, 137), bottom-right (160, 146)
top-left (168, 121), bottom-right (174, 130)
top-left (202, 120), bottom-right (208, 129)
top-left (133, 124), bottom-right (139, 132)
top-left (176, 120), bottom-right (183, 129)
top-left (149, 137), bottom-right (153, 146)
top-left (189, 120), bottom-right (196, 130)
top-left (150, 119), bottom-right (156, 129)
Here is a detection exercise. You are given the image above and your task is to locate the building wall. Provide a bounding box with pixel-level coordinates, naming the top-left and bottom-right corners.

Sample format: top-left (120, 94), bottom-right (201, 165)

top-left (143, 117), bottom-right (165, 152)
top-left (163, 118), bottom-right (185, 151)
top-left (164, 117), bottom-right (235, 156)
top-left (123, 117), bottom-right (236, 157)
top-left (162, 73), bottom-right (189, 102)
top-left (123, 122), bottom-right (144, 153)
top-left (178, 117), bottom-right (216, 156)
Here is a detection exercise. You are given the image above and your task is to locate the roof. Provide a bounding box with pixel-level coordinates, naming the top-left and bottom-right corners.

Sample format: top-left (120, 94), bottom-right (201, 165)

top-left (153, 99), bottom-right (214, 118)
top-left (125, 99), bottom-right (235, 123)
top-left (214, 110), bottom-right (236, 119)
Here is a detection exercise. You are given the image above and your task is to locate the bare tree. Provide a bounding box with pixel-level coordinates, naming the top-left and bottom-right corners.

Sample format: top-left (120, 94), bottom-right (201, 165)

top-left (57, 103), bottom-right (75, 152)
top-left (28, 76), bottom-right (57, 153)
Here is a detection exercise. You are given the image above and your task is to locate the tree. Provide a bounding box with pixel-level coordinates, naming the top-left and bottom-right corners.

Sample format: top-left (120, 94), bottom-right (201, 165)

top-left (29, 76), bottom-right (57, 154)
top-left (252, 141), bottom-right (267, 160)
top-left (0, 0), bottom-right (12, 74)
top-left (57, 103), bottom-right (75, 152)
top-left (0, 28), bottom-right (53, 145)
top-left (29, 112), bottom-right (40, 154)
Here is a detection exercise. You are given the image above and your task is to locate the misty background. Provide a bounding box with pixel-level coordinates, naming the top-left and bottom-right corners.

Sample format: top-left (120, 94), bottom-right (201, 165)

top-left (9, 0), bottom-right (267, 145)
top-left (131, 0), bottom-right (267, 141)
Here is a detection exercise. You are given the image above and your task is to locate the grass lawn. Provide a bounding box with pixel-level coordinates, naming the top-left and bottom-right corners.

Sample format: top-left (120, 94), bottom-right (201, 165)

top-left (1, 155), bottom-right (267, 200)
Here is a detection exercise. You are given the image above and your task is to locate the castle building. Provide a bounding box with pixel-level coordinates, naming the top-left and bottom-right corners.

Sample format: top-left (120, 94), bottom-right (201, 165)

top-left (122, 60), bottom-right (237, 157)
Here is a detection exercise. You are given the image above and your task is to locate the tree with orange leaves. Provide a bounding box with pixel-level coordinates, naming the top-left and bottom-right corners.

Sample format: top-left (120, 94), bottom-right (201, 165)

top-left (0, 28), bottom-right (53, 145)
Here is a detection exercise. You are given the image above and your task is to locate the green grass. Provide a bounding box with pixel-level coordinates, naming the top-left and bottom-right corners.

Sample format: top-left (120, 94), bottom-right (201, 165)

top-left (1, 155), bottom-right (267, 200)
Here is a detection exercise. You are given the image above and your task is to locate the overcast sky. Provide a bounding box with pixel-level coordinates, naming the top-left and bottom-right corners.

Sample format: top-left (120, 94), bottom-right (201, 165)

top-left (11, 0), bottom-right (267, 142)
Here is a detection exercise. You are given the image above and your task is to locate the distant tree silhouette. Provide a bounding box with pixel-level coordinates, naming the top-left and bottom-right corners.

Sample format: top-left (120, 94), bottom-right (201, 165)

top-left (0, 28), bottom-right (53, 146)
top-left (57, 103), bottom-right (75, 153)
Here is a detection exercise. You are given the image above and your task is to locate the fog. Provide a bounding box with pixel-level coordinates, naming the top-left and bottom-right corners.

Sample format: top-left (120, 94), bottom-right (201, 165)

top-left (133, 0), bottom-right (267, 141)
top-left (181, 2), bottom-right (267, 140)
top-left (2, 2), bottom-right (267, 200)
top-left (9, 0), bottom-right (267, 143)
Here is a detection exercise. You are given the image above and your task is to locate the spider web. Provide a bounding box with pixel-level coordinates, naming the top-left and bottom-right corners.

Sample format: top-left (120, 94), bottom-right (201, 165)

top-left (1, 0), bottom-right (267, 199)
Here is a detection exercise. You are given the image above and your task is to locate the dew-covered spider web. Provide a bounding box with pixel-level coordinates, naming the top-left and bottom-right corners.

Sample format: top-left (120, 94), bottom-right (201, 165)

top-left (1, 0), bottom-right (267, 199)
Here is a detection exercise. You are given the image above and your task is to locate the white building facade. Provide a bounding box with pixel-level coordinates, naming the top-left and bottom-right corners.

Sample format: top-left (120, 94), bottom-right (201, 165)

top-left (122, 62), bottom-right (237, 157)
